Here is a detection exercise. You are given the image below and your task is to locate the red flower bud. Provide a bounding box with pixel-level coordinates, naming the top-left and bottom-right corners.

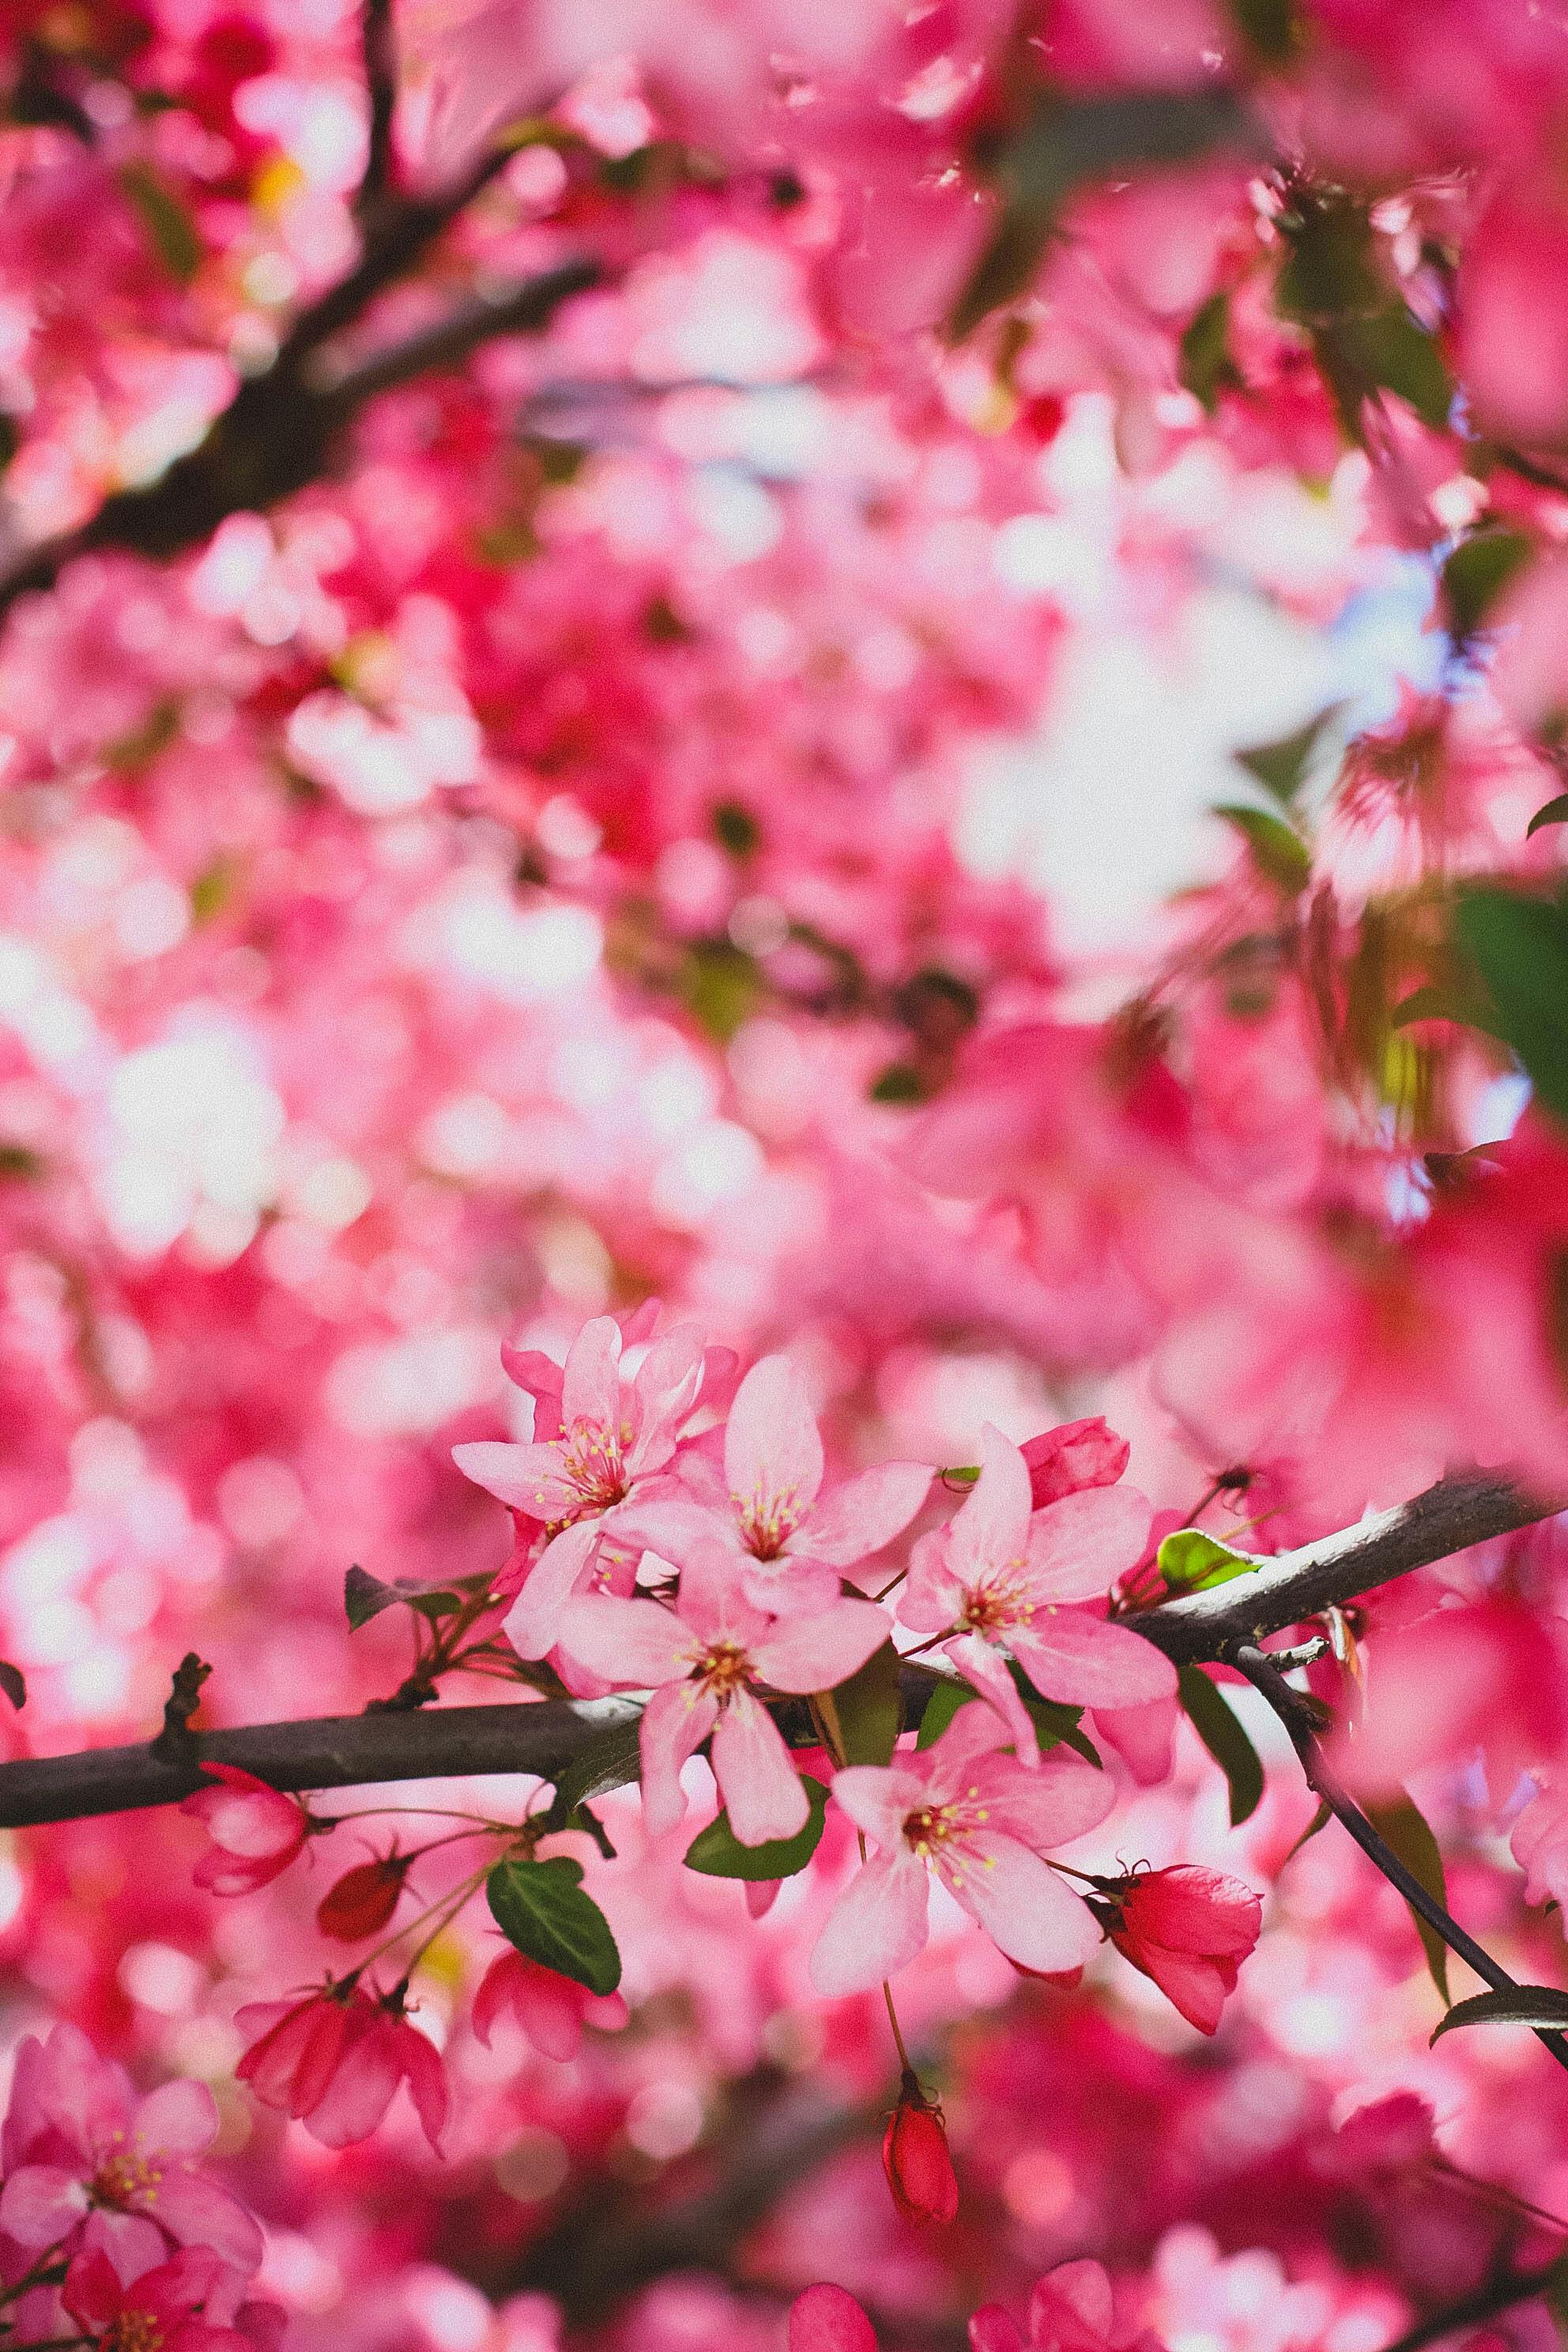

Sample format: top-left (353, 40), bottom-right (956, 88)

top-left (1102, 1864), bottom-right (1261, 2035)
top-left (316, 1853), bottom-right (411, 1943)
top-left (1020, 1417), bottom-right (1130, 1509)
top-left (882, 2074), bottom-right (958, 2226)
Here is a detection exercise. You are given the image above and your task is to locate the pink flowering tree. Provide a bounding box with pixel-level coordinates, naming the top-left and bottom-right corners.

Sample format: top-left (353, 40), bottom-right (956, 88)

top-left (4, 4), bottom-right (1568, 2351)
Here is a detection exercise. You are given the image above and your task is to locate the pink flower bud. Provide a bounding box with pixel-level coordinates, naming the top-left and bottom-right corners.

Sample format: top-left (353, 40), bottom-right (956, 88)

top-left (316, 1853), bottom-right (412, 1942)
top-left (182, 1763), bottom-right (311, 1897)
top-left (882, 2076), bottom-right (959, 2226)
top-left (1102, 1865), bottom-right (1261, 2035)
top-left (1020, 1418), bottom-right (1130, 1510)
top-left (789, 2283), bottom-right (878, 2352)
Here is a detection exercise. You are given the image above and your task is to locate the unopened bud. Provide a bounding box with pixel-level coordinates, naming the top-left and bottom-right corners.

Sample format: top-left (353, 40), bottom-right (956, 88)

top-left (316, 1853), bottom-right (411, 1942)
top-left (882, 2071), bottom-right (958, 2226)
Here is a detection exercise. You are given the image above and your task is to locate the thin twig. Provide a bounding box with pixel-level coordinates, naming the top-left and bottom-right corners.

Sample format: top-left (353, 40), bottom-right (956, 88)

top-left (1375, 2263), bottom-right (1562, 2352)
top-left (1234, 1644), bottom-right (1568, 2078)
top-left (356, 0), bottom-right (398, 216)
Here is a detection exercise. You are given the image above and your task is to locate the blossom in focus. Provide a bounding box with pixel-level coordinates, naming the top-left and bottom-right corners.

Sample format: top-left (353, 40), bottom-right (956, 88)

top-left (180, 1764), bottom-right (312, 1897)
top-left (646, 1352), bottom-right (933, 1611)
top-left (0, 2024), bottom-right (263, 2278)
top-left (235, 1983), bottom-right (448, 2152)
top-left (790, 2282), bottom-right (880, 2352)
top-left (560, 1541), bottom-right (889, 1843)
top-left (1099, 1865), bottom-right (1262, 2034)
top-left (1021, 1418), bottom-right (1131, 1509)
top-left (899, 1425), bottom-right (1171, 1762)
top-left (471, 1947), bottom-right (630, 2060)
top-left (883, 2074), bottom-right (959, 2226)
top-left (62, 2244), bottom-right (274, 2352)
top-left (811, 1702), bottom-right (1115, 1994)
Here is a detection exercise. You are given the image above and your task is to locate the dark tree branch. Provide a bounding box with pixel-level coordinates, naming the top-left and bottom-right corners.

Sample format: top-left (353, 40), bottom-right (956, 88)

top-left (0, 1470), bottom-right (1557, 1833)
top-left (1236, 1644), bottom-right (1568, 2078)
top-left (1375, 2263), bottom-right (1562, 2352)
top-left (356, 0), bottom-right (399, 217)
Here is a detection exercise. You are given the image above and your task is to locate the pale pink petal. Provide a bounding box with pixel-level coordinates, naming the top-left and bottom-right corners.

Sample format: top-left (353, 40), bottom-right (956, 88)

top-left (898, 1528), bottom-right (964, 1635)
top-left (79, 2207), bottom-right (167, 2283)
top-left (741, 1555), bottom-right (845, 1616)
top-left (945, 1834), bottom-right (1102, 1975)
top-left (810, 1845), bottom-right (931, 1996)
top-left (794, 1462), bottom-right (933, 1572)
top-left (827, 1762), bottom-right (922, 1849)
top-left (676, 1536), bottom-right (770, 1645)
top-left (724, 1356), bottom-right (825, 1531)
top-left (948, 1426), bottom-right (1031, 1587)
top-left (639, 1682), bottom-right (719, 1834)
top-left (299, 2021), bottom-right (400, 2149)
top-left (712, 1691), bottom-right (810, 1845)
top-left (1012, 1614), bottom-right (1177, 1709)
top-left (134, 2078), bottom-right (218, 2162)
top-left (752, 1599), bottom-right (890, 1694)
top-left (394, 2025), bottom-right (448, 2154)
top-left (560, 1317), bottom-right (622, 1430)
top-left (941, 1637), bottom-right (1039, 1764)
top-left (0, 2164), bottom-right (89, 2247)
top-left (153, 2173), bottom-right (264, 2273)
top-left (921, 1699), bottom-right (1014, 1785)
top-left (555, 1592), bottom-right (692, 1687)
top-left (974, 1750), bottom-right (1116, 1849)
top-left (503, 1522), bottom-right (604, 1662)
top-left (969, 2305), bottom-right (1027, 2352)
top-left (1034, 2260), bottom-right (1116, 2341)
top-left (499, 1347), bottom-right (565, 1440)
top-left (453, 1440), bottom-right (579, 1522)
top-left (1092, 1694), bottom-right (1178, 1785)
top-left (1026, 1485), bottom-right (1153, 1603)
top-left (626, 1323), bottom-right (706, 1475)
top-left (745, 1879), bottom-right (782, 1918)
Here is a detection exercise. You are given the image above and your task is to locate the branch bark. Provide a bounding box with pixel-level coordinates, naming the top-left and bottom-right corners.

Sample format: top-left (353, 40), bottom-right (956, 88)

top-left (0, 1468), bottom-right (1555, 1832)
top-left (1374, 2263), bottom-right (1561, 2352)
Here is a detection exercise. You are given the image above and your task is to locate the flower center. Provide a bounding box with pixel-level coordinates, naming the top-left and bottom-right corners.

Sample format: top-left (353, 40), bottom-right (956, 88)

top-left (901, 1786), bottom-right (992, 1886)
top-left (737, 1486), bottom-right (802, 1561)
top-left (958, 1573), bottom-right (1031, 1634)
top-left (93, 2149), bottom-right (162, 2209)
top-left (556, 1420), bottom-right (631, 1515)
top-left (694, 1638), bottom-right (752, 1699)
top-left (105, 2316), bottom-right (164, 2352)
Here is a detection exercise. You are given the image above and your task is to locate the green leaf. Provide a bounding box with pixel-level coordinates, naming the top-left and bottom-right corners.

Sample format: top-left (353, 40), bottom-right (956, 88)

top-left (1527, 793), bottom-right (1568, 839)
top-left (550, 1713), bottom-right (646, 1814)
top-left (915, 1668), bottom-right (1100, 1766)
top-left (1429, 1984), bottom-right (1568, 2042)
top-left (1339, 305), bottom-right (1453, 431)
top-left (684, 1777), bottom-right (829, 1880)
top-left (948, 89), bottom-right (1256, 341)
top-left (1454, 885), bottom-right (1568, 1125)
top-left (1233, 705), bottom-right (1344, 806)
top-left (486, 1856), bottom-right (621, 1995)
top-left (1366, 1791), bottom-right (1451, 2003)
top-left (1157, 1528), bottom-right (1257, 1595)
top-left (344, 1566), bottom-right (462, 1630)
top-left (1217, 800), bottom-right (1313, 892)
top-left (1281, 1796), bottom-right (1332, 1864)
top-left (1227, 0), bottom-right (1298, 59)
top-left (831, 1641), bottom-right (904, 1767)
top-left (1178, 291), bottom-right (1242, 414)
top-left (117, 164), bottom-right (202, 283)
top-left (1442, 528), bottom-right (1533, 639)
top-left (869, 1061), bottom-right (926, 1105)
top-left (1178, 1665), bottom-right (1265, 1826)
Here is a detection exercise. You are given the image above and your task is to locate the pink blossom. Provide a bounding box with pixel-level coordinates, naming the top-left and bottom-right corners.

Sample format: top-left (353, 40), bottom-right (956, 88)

top-left (643, 1354), bottom-right (932, 1611)
top-left (1510, 1777), bottom-right (1568, 1909)
top-left (471, 1948), bottom-right (629, 2061)
top-left (1021, 1419), bottom-right (1131, 1509)
top-left (0, 2024), bottom-right (262, 2280)
top-left (1101, 1866), bottom-right (1261, 2035)
top-left (790, 2282), bottom-right (879, 2352)
top-left (899, 1427), bottom-right (1172, 1761)
top-left (63, 2244), bottom-right (269, 2352)
top-left (970, 2259), bottom-right (1165, 2352)
top-left (234, 1984), bottom-right (447, 2153)
top-left (180, 1764), bottom-right (312, 1898)
top-left (811, 1702), bottom-right (1115, 1994)
top-left (559, 1541), bottom-right (890, 1843)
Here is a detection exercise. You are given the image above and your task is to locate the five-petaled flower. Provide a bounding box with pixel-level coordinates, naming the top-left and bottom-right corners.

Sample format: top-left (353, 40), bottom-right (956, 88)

top-left (62, 2242), bottom-right (276, 2352)
top-left (558, 1539), bottom-right (891, 1843)
top-left (235, 1981), bottom-right (447, 2153)
top-left (0, 2023), bottom-right (263, 2279)
top-left (180, 1764), bottom-right (314, 1898)
top-left (811, 1702), bottom-right (1116, 1994)
top-left (899, 1425), bottom-right (1173, 1762)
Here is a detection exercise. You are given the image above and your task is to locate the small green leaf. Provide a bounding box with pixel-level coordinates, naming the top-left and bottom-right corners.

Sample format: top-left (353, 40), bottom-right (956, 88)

top-left (1178, 1665), bottom-right (1265, 1826)
top-left (344, 1566), bottom-right (462, 1630)
top-left (1429, 1984), bottom-right (1568, 2042)
top-left (1366, 1791), bottom-right (1451, 2003)
top-left (1157, 1528), bottom-right (1257, 1595)
top-left (915, 1668), bottom-right (1100, 1766)
top-left (831, 1642), bottom-right (903, 1767)
top-left (551, 1713), bottom-right (645, 1814)
top-left (1281, 1796), bottom-right (1332, 1864)
top-left (711, 801), bottom-right (760, 857)
top-left (1179, 291), bottom-right (1242, 413)
top-left (1527, 793), bottom-right (1568, 839)
top-left (940, 1464), bottom-right (981, 1487)
top-left (1227, 0), bottom-right (1297, 59)
top-left (1214, 802), bottom-right (1313, 893)
top-left (118, 163), bottom-right (202, 283)
top-left (486, 1855), bottom-right (621, 1995)
top-left (1442, 528), bottom-right (1532, 640)
top-left (1233, 705), bottom-right (1344, 806)
top-left (1340, 305), bottom-right (1453, 431)
top-left (684, 1777), bottom-right (829, 1880)
top-left (869, 1061), bottom-right (926, 1105)
top-left (1454, 885), bottom-right (1568, 1126)
top-left (0, 1144), bottom-right (43, 1182)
